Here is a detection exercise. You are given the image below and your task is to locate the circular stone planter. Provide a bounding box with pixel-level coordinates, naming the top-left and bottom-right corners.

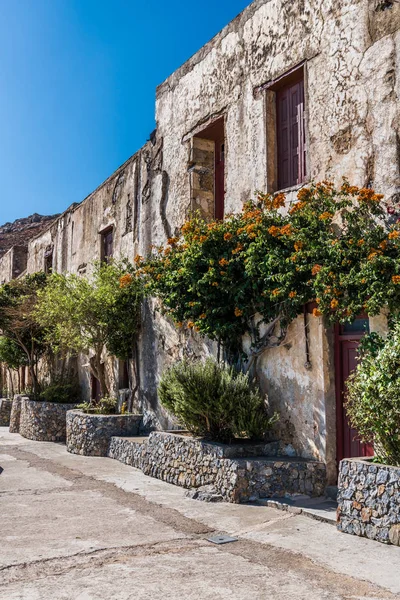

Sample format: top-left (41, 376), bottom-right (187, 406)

top-left (66, 410), bottom-right (143, 456)
top-left (19, 399), bottom-right (77, 442)
top-left (0, 398), bottom-right (12, 427)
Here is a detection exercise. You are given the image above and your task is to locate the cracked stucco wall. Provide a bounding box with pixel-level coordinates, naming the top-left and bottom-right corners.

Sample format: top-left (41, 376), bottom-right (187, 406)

top-left (1, 0), bottom-right (399, 476)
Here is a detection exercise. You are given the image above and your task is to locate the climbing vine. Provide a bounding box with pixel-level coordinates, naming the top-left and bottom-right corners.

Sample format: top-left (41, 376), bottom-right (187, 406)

top-left (140, 181), bottom-right (400, 363)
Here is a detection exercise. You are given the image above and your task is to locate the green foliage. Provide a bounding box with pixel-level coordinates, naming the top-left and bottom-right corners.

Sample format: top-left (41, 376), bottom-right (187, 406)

top-left (39, 379), bottom-right (81, 404)
top-left (0, 337), bottom-right (28, 371)
top-left (0, 272), bottom-right (49, 393)
top-left (158, 358), bottom-right (278, 443)
top-left (142, 182), bottom-right (400, 356)
top-left (35, 260), bottom-right (143, 360)
top-left (346, 326), bottom-right (400, 466)
top-left (76, 396), bottom-right (118, 415)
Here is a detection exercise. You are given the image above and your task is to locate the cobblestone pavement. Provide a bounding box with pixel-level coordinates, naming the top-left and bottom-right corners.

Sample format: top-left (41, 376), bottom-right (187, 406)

top-left (0, 428), bottom-right (399, 600)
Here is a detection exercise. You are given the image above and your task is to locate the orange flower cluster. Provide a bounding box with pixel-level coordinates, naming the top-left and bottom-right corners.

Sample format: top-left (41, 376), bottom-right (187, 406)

top-left (167, 237), bottom-right (178, 245)
top-left (199, 313), bottom-right (207, 319)
top-left (312, 308), bottom-right (322, 317)
top-left (389, 230), bottom-right (400, 239)
top-left (392, 275), bottom-right (400, 285)
top-left (199, 235), bottom-right (208, 243)
top-left (119, 273), bottom-right (133, 288)
top-left (224, 232), bottom-right (233, 241)
top-left (219, 258), bottom-right (229, 267)
top-left (187, 321), bottom-right (195, 329)
top-left (358, 188), bottom-right (384, 204)
top-left (312, 264), bottom-right (322, 276)
top-left (232, 243), bottom-right (244, 255)
top-left (212, 282), bottom-right (219, 287)
top-left (181, 222), bottom-right (192, 234)
top-left (272, 288), bottom-right (280, 297)
top-left (294, 241), bottom-right (304, 251)
top-left (234, 307), bottom-right (243, 317)
top-left (289, 201), bottom-right (307, 215)
top-left (134, 255), bottom-right (143, 265)
top-left (268, 226), bottom-right (281, 237)
top-left (319, 212), bottom-right (333, 221)
top-left (272, 193), bottom-right (286, 209)
top-left (330, 299), bottom-right (339, 309)
top-left (288, 291), bottom-right (297, 298)
top-left (297, 187), bottom-right (312, 202)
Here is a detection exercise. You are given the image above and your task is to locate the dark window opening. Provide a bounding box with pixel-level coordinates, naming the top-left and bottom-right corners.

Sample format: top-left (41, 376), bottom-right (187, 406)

top-left (273, 68), bottom-right (306, 190)
top-left (119, 359), bottom-right (130, 389)
top-left (196, 118), bottom-right (225, 220)
top-left (101, 227), bottom-right (113, 263)
top-left (44, 249), bottom-right (53, 274)
top-left (91, 374), bottom-right (101, 402)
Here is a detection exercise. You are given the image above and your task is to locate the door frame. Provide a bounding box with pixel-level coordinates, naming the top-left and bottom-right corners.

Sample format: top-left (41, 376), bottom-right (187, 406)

top-left (334, 316), bottom-right (372, 464)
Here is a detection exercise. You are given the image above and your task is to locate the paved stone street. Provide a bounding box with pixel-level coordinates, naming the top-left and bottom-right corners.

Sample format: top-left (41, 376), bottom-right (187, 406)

top-left (1, 428), bottom-right (399, 600)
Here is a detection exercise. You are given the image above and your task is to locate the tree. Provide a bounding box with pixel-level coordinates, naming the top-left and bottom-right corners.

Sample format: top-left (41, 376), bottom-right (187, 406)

top-left (143, 181), bottom-right (400, 371)
top-left (35, 260), bottom-right (143, 399)
top-left (0, 337), bottom-right (28, 396)
top-left (0, 273), bottom-right (48, 395)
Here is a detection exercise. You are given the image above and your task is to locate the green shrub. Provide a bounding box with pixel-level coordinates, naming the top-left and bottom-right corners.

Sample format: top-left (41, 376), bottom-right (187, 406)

top-left (76, 396), bottom-right (118, 415)
top-left (346, 329), bottom-right (400, 466)
top-left (158, 358), bottom-right (278, 443)
top-left (39, 380), bottom-right (81, 404)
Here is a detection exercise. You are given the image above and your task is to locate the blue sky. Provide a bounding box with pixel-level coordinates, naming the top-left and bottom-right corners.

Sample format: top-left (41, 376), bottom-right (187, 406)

top-left (0, 0), bottom-right (249, 224)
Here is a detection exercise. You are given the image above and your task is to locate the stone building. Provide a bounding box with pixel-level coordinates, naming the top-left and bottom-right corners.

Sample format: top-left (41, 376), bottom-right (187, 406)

top-left (1, 0), bottom-right (399, 483)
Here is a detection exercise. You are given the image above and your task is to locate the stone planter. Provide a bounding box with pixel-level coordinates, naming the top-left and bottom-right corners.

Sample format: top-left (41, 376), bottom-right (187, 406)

top-left (0, 399), bottom-right (12, 427)
top-left (19, 398), bottom-right (77, 442)
top-left (337, 457), bottom-right (400, 545)
top-left (66, 410), bottom-right (143, 456)
top-left (108, 431), bottom-right (326, 503)
top-left (9, 395), bottom-right (28, 433)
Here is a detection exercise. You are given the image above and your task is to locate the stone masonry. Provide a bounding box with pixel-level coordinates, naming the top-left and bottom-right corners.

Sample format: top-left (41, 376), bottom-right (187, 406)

top-left (0, 399), bottom-right (11, 426)
top-left (337, 457), bottom-right (400, 545)
top-left (108, 431), bottom-right (326, 503)
top-left (19, 399), bottom-right (77, 442)
top-left (66, 410), bottom-right (142, 456)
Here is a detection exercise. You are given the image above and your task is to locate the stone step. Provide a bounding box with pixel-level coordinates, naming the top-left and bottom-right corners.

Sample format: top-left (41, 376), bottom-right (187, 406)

top-left (254, 495), bottom-right (338, 525)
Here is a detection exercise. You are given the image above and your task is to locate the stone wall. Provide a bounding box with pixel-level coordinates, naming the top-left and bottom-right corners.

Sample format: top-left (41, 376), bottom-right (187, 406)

top-left (19, 399), bottom-right (77, 442)
top-left (337, 458), bottom-right (400, 545)
top-left (9, 395), bottom-right (26, 433)
top-left (0, 399), bottom-right (11, 426)
top-left (108, 431), bottom-right (326, 503)
top-left (66, 410), bottom-right (142, 456)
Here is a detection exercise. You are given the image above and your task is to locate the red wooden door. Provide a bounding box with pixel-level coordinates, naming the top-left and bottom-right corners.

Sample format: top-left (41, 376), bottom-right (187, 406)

top-left (335, 317), bottom-right (374, 463)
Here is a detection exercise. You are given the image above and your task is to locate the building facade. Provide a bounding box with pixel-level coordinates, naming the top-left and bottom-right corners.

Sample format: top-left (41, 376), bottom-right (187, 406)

top-left (1, 0), bottom-right (399, 482)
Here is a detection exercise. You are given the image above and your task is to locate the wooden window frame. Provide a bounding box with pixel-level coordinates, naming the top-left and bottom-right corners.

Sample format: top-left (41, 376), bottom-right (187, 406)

top-left (100, 226), bottom-right (114, 263)
top-left (264, 64), bottom-right (308, 193)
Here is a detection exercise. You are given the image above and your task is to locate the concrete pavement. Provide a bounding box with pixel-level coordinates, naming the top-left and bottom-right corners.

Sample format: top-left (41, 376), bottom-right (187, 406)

top-left (0, 427), bottom-right (399, 599)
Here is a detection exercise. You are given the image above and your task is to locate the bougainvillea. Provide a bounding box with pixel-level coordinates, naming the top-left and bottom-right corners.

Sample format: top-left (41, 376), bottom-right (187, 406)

top-left (141, 181), bottom-right (400, 360)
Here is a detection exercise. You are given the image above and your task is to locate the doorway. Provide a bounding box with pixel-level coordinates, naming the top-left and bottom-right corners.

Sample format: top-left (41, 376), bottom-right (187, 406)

top-left (335, 316), bottom-right (374, 463)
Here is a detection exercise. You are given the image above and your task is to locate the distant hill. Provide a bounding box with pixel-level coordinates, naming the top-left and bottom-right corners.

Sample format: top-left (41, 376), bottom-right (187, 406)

top-left (0, 213), bottom-right (59, 258)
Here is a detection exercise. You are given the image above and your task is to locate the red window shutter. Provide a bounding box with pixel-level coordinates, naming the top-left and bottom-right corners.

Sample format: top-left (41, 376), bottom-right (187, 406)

top-left (277, 76), bottom-right (306, 189)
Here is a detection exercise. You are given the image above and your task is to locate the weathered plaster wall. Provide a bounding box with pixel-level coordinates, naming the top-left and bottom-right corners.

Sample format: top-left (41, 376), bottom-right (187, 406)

top-left (0, 246), bottom-right (27, 283)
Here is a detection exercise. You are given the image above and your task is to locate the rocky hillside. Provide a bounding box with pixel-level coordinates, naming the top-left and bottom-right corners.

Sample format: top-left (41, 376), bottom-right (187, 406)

top-left (0, 213), bottom-right (59, 258)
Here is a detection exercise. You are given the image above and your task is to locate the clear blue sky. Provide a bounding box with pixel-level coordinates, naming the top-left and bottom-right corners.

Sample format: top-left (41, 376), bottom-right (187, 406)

top-left (0, 0), bottom-right (249, 224)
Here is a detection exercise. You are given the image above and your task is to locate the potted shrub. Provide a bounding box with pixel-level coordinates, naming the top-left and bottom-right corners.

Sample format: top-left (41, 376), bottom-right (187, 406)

top-left (18, 379), bottom-right (81, 442)
top-left (158, 358), bottom-right (277, 444)
top-left (337, 328), bottom-right (400, 545)
top-left (66, 396), bottom-right (142, 456)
